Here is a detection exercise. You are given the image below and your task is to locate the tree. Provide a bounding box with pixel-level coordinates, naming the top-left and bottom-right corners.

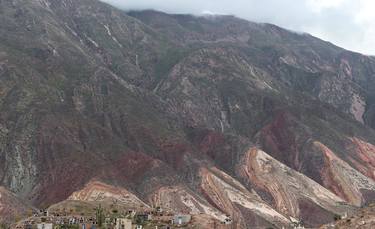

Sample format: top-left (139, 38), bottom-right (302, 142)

top-left (14, 214), bottom-right (21, 223)
top-left (27, 208), bottom-right (33, 217)
top-left (0, 222), bottom-right (9, 229)
top-left (95, 204), bottom-right (104, 227)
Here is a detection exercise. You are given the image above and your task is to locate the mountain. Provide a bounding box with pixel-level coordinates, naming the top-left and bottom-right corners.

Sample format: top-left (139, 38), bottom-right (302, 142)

top-left (1, 0), bottom-right (375, 228)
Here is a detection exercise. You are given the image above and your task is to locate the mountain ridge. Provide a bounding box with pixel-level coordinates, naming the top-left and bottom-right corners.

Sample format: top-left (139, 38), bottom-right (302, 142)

top-left (1, 0), bottom-right (375, 228)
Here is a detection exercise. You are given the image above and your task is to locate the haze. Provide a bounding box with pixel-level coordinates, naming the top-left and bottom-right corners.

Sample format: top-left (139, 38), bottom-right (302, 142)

top-left (101, 0), bottom-right (375, 55)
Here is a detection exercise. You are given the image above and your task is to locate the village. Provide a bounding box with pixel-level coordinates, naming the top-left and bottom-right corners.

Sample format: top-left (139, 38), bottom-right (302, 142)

top-left (14, 205), bottom-right (233, 229)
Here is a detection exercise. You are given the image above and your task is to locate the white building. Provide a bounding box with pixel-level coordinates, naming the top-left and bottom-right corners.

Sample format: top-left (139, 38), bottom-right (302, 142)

top-left (173, 214), bottom-right (191, 225)
top-left (115, 218), bottom-right (132, 229)
top-left (37, 223), bottom-right (53, 229)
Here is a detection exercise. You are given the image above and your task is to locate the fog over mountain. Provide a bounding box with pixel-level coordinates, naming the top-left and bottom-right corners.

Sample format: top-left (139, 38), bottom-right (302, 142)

top-left (101, 0), bottom-right (375, 55)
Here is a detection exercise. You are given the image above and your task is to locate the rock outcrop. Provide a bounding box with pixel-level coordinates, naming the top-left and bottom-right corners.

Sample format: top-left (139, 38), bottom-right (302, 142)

top-left (150, 185), bottom-right (227, 221)
top-left (238, 148), bottom-right (356, 227)
top-left (200, 167), bottom-right (291, 228)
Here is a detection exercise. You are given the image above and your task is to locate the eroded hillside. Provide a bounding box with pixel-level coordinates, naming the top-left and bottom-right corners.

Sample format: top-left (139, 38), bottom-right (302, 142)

top-left (1, 0), bottom-right (375, 228)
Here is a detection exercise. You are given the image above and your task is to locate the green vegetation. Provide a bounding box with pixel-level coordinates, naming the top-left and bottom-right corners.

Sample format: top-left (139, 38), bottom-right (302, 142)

top-left (0, 223), bottom-right (9, 229)
top-left (96, 205), bottom-right (105, 227)
top-left (58, 225), bottom-right (79, 229)
top-left (154, 47), bottom-right (189, 81)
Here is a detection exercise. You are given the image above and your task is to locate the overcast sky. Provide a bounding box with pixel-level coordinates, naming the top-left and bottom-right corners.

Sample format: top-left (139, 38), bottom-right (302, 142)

top-left (101, 0), bottom-right (374, 55)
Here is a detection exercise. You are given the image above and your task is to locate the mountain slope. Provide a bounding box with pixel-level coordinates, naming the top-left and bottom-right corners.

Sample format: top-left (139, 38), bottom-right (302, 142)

top-left (237, 148), bottom-right (356, 227)
top-left (1, 0), bottom-right (375, 228)
top-left (0, 0), bottom-right (183, 207)
top-left (67, 180), bottom-right (150, 208)
top-left (149, 185), bottom-right (227, 221)
top-left (320, 203), bottom-right (375, 229)
top-left (0, 187), bottom-right (32, 226)
top-left (199, 167), bottom-right (292, 228)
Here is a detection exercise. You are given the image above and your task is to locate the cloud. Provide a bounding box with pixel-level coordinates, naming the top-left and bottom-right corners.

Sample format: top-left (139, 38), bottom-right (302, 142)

top-left (307, 0), bottom-right (346, 12)
top-left (101, 0), bottom-right (375, 55)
